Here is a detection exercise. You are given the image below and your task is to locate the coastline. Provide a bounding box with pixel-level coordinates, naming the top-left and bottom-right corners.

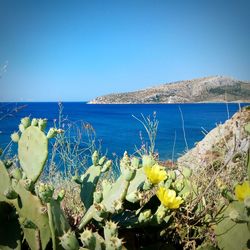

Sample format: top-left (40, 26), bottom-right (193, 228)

top-left (87, 100), bottom-right (250, 105)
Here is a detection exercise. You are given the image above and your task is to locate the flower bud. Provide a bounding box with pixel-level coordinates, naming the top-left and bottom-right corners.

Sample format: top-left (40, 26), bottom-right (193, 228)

top-left (173, 180), bottom-right (184, 192)
top-left (101, 160), bottom-right (112, 173)
top-left (104, 221), bottom-right (118, 240)
top-left (57, 189), bottom-right (66, 202)
top-left (80, 229), bottom-right (95, 248)
top-left (59, 230), bottom-right (79, 250)
top-left (93, 191), bottom-right (103, 203)
top-left (21, 117), bottom-right (30, 128)
top-left (11, 132), bottom-right (19, 142)
top-left (38, 118), bottom-right (47, 131)
top-left (120, 151), bottom-right (131, 171)
top-left (92, 151), bottom-right (99, 166)
top-left (168, 171), bottom-right (176, 181)
top-left (98, 156), bottom-right (106, 166)
top-left (37, 183), bottom-right (54, 203)
top-left (47, 128), bottom-right (57, 138)
top-left (111, 200), bottom-right (123, 213)
top-left (131, 157), bottom-right (140, 169)
top-left (124, 168), bottom-right (136, 181)
top-left (138, 209), bottom-right (152, 223)
top-left (31, 118), bottom-right (38, 126)
top-left (155, 205), bottom-right (168, 224)
top-left (143, 180), bottom-right (152, 191)
top-left (164, 179), bottom-right (172, 189)
top-left (126, 191), bottom-right (142, 203)
top-left (19, 124), bottom-right (25, 133)
top-left (106, 237), bottom-right (123, 250)
top-left (142, 155), bottom-right (155, 168)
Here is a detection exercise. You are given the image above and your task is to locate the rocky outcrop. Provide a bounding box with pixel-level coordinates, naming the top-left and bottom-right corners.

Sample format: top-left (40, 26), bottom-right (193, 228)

top-left (177, 106), bottom-right (250, 169)
top-left (88, 76), bottom-right (250, 104)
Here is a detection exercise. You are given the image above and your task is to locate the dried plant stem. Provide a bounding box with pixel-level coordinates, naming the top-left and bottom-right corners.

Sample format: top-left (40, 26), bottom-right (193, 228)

top-left (178, 106), bottom-right (188, 151)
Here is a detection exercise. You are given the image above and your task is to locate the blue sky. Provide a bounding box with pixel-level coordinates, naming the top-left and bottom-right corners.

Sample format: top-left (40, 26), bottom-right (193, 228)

top-left (0, 0), bottom-right (249, 101)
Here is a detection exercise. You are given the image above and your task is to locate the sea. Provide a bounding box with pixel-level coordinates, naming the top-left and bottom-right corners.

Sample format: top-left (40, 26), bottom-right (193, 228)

top-left (0, 102), bottom-right (248, 162)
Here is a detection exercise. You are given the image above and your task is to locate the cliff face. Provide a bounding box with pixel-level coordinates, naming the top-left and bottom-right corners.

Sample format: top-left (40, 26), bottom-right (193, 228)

top-left (177, 107), bottom-right (250, 170)
top-left (88, 76), bottom-right (250, 104)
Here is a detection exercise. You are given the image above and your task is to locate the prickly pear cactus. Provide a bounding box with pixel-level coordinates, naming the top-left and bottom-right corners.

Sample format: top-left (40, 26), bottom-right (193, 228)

top-left (48, 199), bottom-right (72, 250)
top-left (79, 153), bottom-right (148, 230)
top-left (80, 163), bottom-right (102, 210)
top-left (76, 151), bottom-right (113, 211)
top-left (59, 230), bottom-right (79, 250)
top-left (13, 180), bottom-right (51, 250)
top-left (215, 201), bottom-right (250, 250)
top-left (18, 124), bottom-right (48, 182)
top-left (0, 161), bottom-right (12, 202)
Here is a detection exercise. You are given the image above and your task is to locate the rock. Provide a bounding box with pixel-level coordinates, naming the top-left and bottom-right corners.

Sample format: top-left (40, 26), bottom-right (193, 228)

top-left (177, 107), bottom-right (250, 169)
top-left (88, 76), bottom-right (250, 104)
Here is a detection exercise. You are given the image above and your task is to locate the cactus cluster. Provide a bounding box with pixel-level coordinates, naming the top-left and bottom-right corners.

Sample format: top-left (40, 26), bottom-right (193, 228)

top-left (215, 197), bottom-right (250, 250)
top-left (1, 115), bottom-right (249, 249)
top-left (215, 124), bottom-right (250, 250)
top-left (0, 117), bottom-right (74, 250)
top-left (76, 151), bottom-right (191, 237)
top-left (0, 116), bottom-right (193, 249)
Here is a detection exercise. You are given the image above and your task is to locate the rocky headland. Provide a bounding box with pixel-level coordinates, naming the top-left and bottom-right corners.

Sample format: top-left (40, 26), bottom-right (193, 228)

top-left (88, 76), bottom-right (250, 104)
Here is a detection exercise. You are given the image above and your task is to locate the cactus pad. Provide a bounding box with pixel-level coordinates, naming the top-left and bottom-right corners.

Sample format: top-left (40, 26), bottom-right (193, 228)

top-left (0, 161), bottom-right (12, 202)
top-left (18, 126), bottom-right (48, 182)
top-left (14, 180), bottom-right (51, 250)
top-left (80, 164), bottom-right (102, 210)
top-left (215, 201), bottom-right (250, 250)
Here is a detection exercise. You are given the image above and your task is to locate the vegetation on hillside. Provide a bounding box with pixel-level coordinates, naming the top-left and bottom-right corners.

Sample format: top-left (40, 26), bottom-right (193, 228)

top-left (89, 76), bottom-right (250, 104)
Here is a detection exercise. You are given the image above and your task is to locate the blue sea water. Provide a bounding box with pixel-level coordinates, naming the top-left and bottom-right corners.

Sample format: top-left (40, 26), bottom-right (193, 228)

top-left (0, 102), bottom-right (248, 161)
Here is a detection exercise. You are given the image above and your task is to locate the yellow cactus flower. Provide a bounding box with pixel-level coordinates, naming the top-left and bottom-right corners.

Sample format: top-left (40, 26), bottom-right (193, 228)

top-left (235, 181), bottom-right (250, 201)
top-left (156, 186), bottom-right (183, 209)
top-left (144, 163), bottom-right (167, 184)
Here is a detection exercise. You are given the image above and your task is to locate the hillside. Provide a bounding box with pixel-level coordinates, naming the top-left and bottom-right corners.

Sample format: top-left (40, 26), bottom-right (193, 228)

top-left (88, 76), bottom-right (250, 104)
top-left (178, 106), bottom-right (250, 169)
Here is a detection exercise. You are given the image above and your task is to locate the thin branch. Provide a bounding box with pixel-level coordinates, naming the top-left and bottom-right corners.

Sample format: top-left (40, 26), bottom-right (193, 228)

top-left (178, 106), bottom-right (188, 151)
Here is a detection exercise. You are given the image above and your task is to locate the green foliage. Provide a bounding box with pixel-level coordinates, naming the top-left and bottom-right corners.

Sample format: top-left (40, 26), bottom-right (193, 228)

top-left (78, 152), bottom-right (147, 230)
top-left (18, 124), bottom-right (48, 182)
top-left (0, 117), bottom-right (77, 250)
top-left (1, 113), bottom-right (250, 249)
top-left (79, 160), bottom-right (102, 210)
top-left (14, 180), bottom-right (51, 250)
top-left (245, 123), bottom-right (250, 134)
top-left (215, 201), bottom-right (250, 250)
top-left (59, 230), bottom-right (79, 250)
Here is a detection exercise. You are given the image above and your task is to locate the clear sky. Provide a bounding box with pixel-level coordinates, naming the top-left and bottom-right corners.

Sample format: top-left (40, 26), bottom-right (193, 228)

top-left (0, 0), bottom-right (249, 101)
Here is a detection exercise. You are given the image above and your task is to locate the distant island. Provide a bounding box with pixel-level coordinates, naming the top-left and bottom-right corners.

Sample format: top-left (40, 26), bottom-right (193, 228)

top-left (88, 76), bottom-right (250, 104)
